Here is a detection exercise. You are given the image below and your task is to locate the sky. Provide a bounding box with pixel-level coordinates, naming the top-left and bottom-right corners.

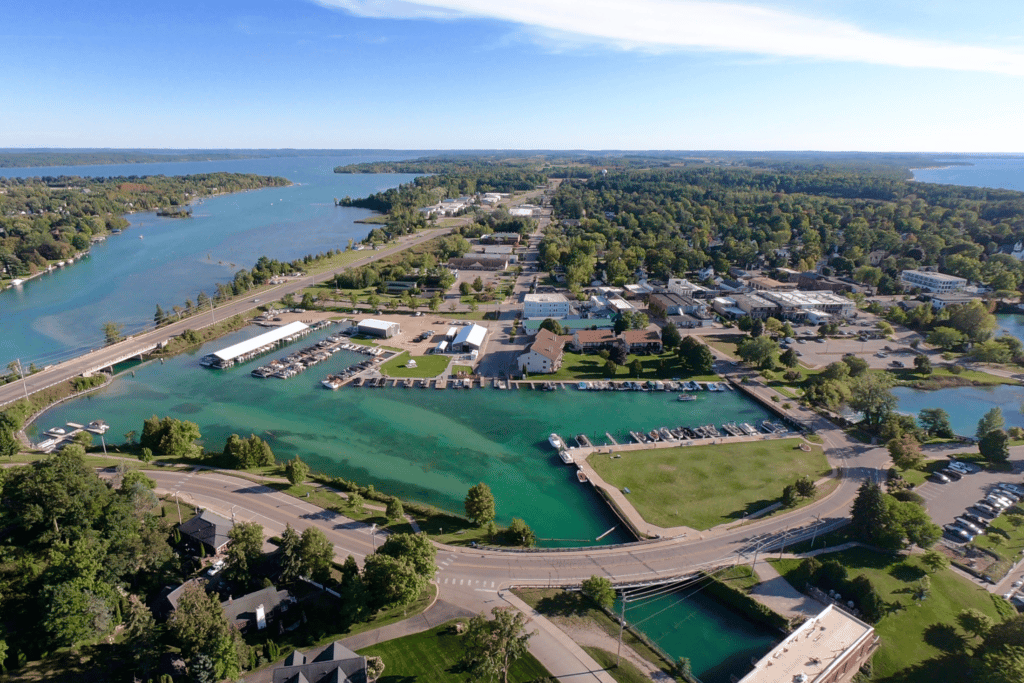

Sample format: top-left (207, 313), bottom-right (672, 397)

top-left (3, 0), bottom-right (1023, 151)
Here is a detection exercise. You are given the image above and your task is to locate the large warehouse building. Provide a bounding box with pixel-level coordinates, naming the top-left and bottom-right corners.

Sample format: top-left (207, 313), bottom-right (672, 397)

top-left (357, 319), bottom-right (400, 338)
top-left (451, 324), bottom-right (487, 352)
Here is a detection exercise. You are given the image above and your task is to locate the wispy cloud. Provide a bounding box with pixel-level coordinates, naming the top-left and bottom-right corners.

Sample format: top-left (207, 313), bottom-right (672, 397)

top-left (311, 0), bottom-right (1024, 76)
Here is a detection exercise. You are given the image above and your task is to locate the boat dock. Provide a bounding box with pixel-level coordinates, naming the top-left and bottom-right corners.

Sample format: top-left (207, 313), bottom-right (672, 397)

top-left (624, 419), bottom-right (788, 445)
top-left (252, 327), bottom-right (382, 380)
top-left (507, 379), bottom-right (728, 392)
top-left (201, 320), bottom-right (314, 369)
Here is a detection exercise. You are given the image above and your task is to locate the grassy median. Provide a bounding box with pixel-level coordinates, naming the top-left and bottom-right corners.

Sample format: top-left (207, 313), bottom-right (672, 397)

top-left (587, 438), bottom-right (829, 530)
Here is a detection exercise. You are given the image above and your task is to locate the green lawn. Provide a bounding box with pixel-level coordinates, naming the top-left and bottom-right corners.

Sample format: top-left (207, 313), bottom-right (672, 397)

top-left (885, 366), bottom-right (1020, 388)
top-left (451, 364), bottom-right (473, 376)
top-left (542, 350), bottom-right (720, 382)
top-left (770, 548), bottom-right (1010, 682)
top-left (968, 503), bottom-right (1024, 578)
top-left (704, 333), bottom-right (744, 358)
top-left (380, 352), bottom-right (450, 378)
top-left (587, 439), bottom-right (829, 530)
top-left (583, 647), bottom-right (651, 683)
top-left (357, 620), bottom-right (551, 682)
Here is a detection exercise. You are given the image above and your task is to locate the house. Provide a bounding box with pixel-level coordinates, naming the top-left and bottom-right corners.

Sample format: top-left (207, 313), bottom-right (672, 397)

top-left (179, 509), bottom-right (232, 555)
top-left (523, 293), bottom-right (574, 319)
top-left (519, 329), bottom-right (565, 374)
top-left (272, 641), bottom-right (368, 683)
top-left (571, 329), bottom-right (619, 352)
top-left (900, 269), bottom-right (967, 293)
top-left (222, 586), bottom-right (295, 633)
top-left (621, 329), bottom-right (663, 354)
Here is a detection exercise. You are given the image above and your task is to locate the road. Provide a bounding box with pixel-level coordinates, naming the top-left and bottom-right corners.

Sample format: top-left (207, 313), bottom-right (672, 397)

top-left (0, 226), bottom-right (452, 409)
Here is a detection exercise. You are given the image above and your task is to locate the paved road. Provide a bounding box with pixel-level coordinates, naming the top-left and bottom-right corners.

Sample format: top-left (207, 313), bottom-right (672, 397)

top-left (0, 227), bottom-right (452, 410)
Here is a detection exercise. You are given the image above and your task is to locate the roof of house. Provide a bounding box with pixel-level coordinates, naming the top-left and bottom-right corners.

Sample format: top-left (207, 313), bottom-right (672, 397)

top-left (179, 509), bottom-right (233, 551)
top-left (621, 329), bottom-right (662, 345)
top-left (525, 329), bottom-right (565, 362)
top-left (273, 641), bottom-right (366, 683)
top-left (574, 329), bottom-right (618, 344)
top-left (221, 586), bottom-right (294, 630)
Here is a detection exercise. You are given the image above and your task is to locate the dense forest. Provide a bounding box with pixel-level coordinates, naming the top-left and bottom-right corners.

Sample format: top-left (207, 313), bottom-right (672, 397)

top-left (0, 173), bottom-right (290, 278)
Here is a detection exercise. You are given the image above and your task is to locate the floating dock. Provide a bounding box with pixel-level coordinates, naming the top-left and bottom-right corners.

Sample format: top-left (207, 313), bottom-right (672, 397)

top-left (201, 321), bottom-right (311, 369)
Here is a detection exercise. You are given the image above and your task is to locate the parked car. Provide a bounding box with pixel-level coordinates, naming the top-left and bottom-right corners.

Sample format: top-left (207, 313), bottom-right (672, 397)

top-left (950, 460), bottom-right (981, 474)
top-left (995, 489), bottom-right (1021, 503)
top-left (929, 472), bottom-right (951, 484)
top-left (999, 483), bottom-right (1024, 496)
top-left (963, 512), bottom-right (990, 528)
top-left (973, 503), bottom-right (1000, 518)
top-left (940, 468), bottom-right (963, 481)
top-left (890, 360), bottom-right (905, 368)
top-left (944, 525), bottom-right (974, 542)
top-left (955, 517), bottom-right (983, 534)
top-left (986, 495), bottom-right (1012, 509)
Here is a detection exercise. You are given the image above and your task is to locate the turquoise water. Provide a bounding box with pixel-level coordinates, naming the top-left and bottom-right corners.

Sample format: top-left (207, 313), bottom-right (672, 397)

top-left (911, 157), bottom-right (1024, 192)
top-left (0, 155), bottom-right (417, 369)
top-left (34, 325), bottom-right (776, 547)
top-left (617, 588), bottom-right (777, 683)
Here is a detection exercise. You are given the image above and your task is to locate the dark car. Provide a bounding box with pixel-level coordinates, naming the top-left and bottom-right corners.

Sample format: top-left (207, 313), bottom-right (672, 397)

top-left (973, 503), bottom-right (999, 518)
top-left (944, 525), bottom-right (973, 542)
top-left (929, 472), bottom-right (951, 484)
top-left (940, 468), bottom-right (963, 481)
top-left (963, 512), bottom-right (991, 528)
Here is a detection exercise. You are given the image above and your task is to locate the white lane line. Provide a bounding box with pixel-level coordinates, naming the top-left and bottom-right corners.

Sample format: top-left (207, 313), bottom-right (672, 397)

top-left (475, 589), bottom-right (498, 593)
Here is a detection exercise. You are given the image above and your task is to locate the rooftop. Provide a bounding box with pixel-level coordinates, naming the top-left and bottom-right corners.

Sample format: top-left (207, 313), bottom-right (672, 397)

top-left (452, 323), bottom-right (487, 347)
top-left (526, 328), bottom-right (565, 362)
top-left (211, 321), bottom-right (309, 361)
top-left (358, 318), bottom-right (398, 332)
top-left (760, 290), bottom-right (853, 307)
top-left (739, 605), bottom-right (874, 683)
top-left (524, 292), bottom-right (570, 303)
top-left (179, 509), bottom-right (233, 551)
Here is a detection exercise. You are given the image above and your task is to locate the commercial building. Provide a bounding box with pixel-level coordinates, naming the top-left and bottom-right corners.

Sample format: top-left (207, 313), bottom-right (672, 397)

top-left (900, 269), bottom-right (967, 293)
top-left (447, 255), bottom-right (510, 270)
top-left (518, 329), bottom-right (566, 374)
top-left (648, 293), bottom-right (711, 320)
top-left (731, 293), bottom-right (781, 319)
top-left (201, 321), bottom-right (310, 368)
top-left (925, 292), bottom-right (978, 310)
top-left (524, 292), bottom-right (574, 319)
top-left (750, 276), bottom-right (798, 292)
top-left (738, 605), bottom-right (878, 683)
top-left (760, 291), bottom-right (856, 321)
top-left (357, 319), bottom-right (400, 338)
top-left (451, 324), bottom-right (487, 352)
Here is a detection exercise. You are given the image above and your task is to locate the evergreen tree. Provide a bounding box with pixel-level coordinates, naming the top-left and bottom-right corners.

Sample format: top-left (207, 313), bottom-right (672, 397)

top-left (977, 407), bottom-right (1005, 440)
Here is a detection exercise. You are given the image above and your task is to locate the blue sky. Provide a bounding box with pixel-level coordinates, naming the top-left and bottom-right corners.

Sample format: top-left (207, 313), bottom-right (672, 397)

top-left (3, 0), bottom-right (1022, 151)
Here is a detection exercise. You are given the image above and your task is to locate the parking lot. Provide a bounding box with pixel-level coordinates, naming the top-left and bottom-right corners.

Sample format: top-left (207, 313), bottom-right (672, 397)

top-left (916, 454), bottom-right (1024, 536)
top-left (783, 324), bottom-right (932, 370)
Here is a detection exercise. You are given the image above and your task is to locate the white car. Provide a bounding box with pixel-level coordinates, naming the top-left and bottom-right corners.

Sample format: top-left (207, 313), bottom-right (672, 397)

top-left (208, 559), bottom-right (226, 575)
top-left (1013, 579), bottom-right (1024, 588)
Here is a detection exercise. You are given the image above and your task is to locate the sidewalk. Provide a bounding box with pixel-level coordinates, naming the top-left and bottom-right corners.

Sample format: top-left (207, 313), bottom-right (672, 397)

top-left (501, 591), bottom-right (618, 683)
top-left (749, 559), bottom-right (825, 620)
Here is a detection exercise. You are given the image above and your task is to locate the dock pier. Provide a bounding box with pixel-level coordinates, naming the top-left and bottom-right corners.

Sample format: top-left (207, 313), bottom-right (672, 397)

top-left (605, 432), bottom-right (618, 446)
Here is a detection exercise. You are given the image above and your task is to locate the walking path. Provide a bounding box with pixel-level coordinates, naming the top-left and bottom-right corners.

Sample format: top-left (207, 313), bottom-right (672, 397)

top-left (501, 591), bottom-right (618, 683)
top-left (749, 559), bottom-right (825, 620)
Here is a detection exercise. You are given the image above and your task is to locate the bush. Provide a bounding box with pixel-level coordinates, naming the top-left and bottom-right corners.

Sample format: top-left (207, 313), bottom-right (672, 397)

top-left (891, 490), bottom-right (925, 506)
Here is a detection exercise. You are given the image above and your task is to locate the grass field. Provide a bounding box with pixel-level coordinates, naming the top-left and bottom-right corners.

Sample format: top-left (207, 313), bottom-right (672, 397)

top-left (587, 439), bottom-right (829, 530)
top-left (357, 620), bottom-right (551, 682)
top-left (704, 333), bottom-right (744, 358)
top-left (380, 352), bottom-right (450, 378)
top-left (770, 548), bottom-right (1011, 682)
top-left (583, 647), bottom-right (650, 683)
top-left (541, 351), bottom-right (719, 382)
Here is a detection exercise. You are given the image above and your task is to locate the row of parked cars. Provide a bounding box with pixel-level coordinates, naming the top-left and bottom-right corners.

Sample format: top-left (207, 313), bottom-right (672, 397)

top-left (944, 475), bottom-right (1024, 543)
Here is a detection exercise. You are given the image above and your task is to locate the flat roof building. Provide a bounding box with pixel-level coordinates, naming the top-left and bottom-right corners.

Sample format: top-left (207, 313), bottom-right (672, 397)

top-left (357, 318), bottom-right (400, 338)
top-left (900, 269), bottom-right (967, 293)
top-left (524, 292), bottom-right (574, 319)
top-left (737, 605), bottom-right (878, 683)
top-left (760, 291), bottom-right (856, 320)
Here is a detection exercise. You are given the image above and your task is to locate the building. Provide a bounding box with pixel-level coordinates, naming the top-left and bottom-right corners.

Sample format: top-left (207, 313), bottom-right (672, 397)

top-left (201, 321), bottom-right (310, 368)
top-left (737, 604), bottom-right (878, 683)
top-left (357, 319), bottom-right (400, 338)
top-left (273, 641), bottom-right (368, 683)
top-left (900, 269), bottom-right (967, 293)
top-left (731, 293), bottom-right (780, 319)
top-left (712, 296), bottom-right (746, 319)
top-left (518, 329), bottom-right (565, 374)
top-left (571, 329), bottom-right (619, 352)
top-left (447, 255), bottom-right (509, 270)
top-left (925, 292), bottom-right (978, 310)
top-left (750, 276), bottom-right (798, 292)
top-left (648, 293), bottom-right (710, 320)
top-left (509, 204), bottom-right (540, 217)
top-left (759, 291), bottom-right (856, 321)
top-left (451, 324), bottom-right (487, 352)
top-left (444, 326), bottom-right (458, 341)
top-left (221, 586), bottom-right (295, 633)
top-left (523, 292), bottom-right (574, 319)
top-left (621, 329), bottom-right (663, 354)
top-left (481, 232), bottom-right (520, 245)
top-left (179, 510), bottom-right (233, 555)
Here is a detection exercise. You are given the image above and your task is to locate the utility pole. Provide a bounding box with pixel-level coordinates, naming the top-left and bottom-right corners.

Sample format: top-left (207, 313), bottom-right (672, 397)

top-left (809, 514), bottom-right (823, 548)
top-left (174, 491), bottom-right (182, 525)
top-left (616, 591), bottom-right (626, 666)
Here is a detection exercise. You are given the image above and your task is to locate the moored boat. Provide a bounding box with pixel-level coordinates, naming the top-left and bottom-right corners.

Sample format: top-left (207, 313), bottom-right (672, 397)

top-left (678, 394), bottom-right (696, 402)
top-left (577, 469), bottom-right (588, 483)
top-left (549, 433), bottom-right (567, 450)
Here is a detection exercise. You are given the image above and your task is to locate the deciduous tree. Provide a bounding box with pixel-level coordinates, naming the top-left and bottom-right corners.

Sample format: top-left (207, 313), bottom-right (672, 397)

top-left (977, 407), bottom-right (1005, 440)
top-left (285, 456), bottom-right (309, 485)
top-left (465, 482), bottom-right (496, 526)
top-left (581, 576), bottom-right (615, 610)
top-left (462, 607), bottom-right (534, 683)
top-left (225, 521), bottom-right (264, 585)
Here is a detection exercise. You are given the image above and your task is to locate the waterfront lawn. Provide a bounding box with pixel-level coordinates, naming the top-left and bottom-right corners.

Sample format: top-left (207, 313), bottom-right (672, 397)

top-left (704, 333), bottom-right (744, 359)
top-left (542, 351), bottom-right (719, 382)
top-left (587, 439), bottom-right (830, 530)
top-left (770, 548), bottom-right (1009, 683)
top-left (356, 620), bottom-right (551, 682)
top-left (380, 352), bottom-right (450, 378)
top-left (513, 588), bottom-right (679, 679)
top-left (583, 647), bottom-right (651, 683)
top-left (451, 364), bottom-right (473, 376)
top-left (886, 366), bottom-right (1020, 388)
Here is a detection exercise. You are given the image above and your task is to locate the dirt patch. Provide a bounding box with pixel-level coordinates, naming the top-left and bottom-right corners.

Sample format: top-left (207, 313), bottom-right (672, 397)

top-left (548, 614), bottom-right (670, 681)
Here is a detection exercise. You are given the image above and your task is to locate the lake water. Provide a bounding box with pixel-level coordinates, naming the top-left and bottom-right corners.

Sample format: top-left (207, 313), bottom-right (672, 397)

top-left (911, 157), bottom-right (1024, 192)
top-left (33, 323), bottom-right (777, 547)
top-left (617, 587), bottom-right (777, 683)
top-left (0, 155), bottom-right (418, 369)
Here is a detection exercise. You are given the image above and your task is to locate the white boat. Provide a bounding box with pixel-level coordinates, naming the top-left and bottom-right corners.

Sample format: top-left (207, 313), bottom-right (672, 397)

top-left (559, 450), bottom-right (575, 465)
top-left (678, 394), bottom-right (696, 402)
top-left (549, 433), bottom-right (567, 450)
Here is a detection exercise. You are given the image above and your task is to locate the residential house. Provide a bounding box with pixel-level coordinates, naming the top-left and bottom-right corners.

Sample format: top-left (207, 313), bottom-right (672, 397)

top-left (222, 586), bottom-right (295, 633)
top-left (571, 329), bottom-right (619, 352)
top-left (621, 329), bottom-right (663, 354)
top-left (518, 329), bottom-right (565, 374)
top-left (272, 641), bottom-right (368, 683)
top-left (179, 509), bottom-right (232, 555)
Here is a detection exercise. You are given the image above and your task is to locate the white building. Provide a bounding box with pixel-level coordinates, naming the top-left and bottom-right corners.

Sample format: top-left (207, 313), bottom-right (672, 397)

top-left (523, 293), bottom-right (574, 319)
top-left (737, 605), bottom-right (877, 683)
top-left (357, 319), bottom-right (400, 338)
top-left (900, 269), bottom-right (967, 293)
top-left (518, 329), bottom-right (565, 374)
top-left (451, 324), bottom-right (487, 352)
top-left (667, 278), bottom-right (709, 297)
top-left (759, 291), bottom-right (856, 320)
